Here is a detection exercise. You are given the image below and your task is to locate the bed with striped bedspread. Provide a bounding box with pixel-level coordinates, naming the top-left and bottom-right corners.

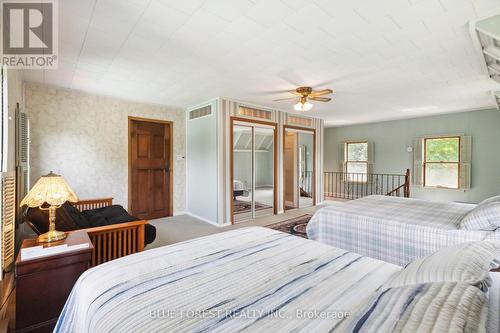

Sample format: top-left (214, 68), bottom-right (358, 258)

top-left (55, 227), bottom-right (401, 332)
top-left (307, 195), bottom-right (500, 267)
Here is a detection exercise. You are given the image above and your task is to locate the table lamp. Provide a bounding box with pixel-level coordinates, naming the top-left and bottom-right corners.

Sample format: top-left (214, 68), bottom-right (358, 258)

top-left (20, 171), bottom-right (78, 243)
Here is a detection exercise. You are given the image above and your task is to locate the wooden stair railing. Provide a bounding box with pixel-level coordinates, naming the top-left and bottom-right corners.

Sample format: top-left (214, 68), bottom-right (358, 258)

top-left (324, 169), bottom-right (410, 200)
top-left (69, 198), bottom-right (147, 267)
top-left (386, 169), bottom-right (410, 198)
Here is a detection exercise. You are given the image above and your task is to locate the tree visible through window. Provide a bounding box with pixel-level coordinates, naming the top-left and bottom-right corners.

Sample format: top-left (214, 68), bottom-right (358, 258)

top-left (424, 137), bottom-right (460, 189)
top-left (345, 142), bottom-right (368, 182)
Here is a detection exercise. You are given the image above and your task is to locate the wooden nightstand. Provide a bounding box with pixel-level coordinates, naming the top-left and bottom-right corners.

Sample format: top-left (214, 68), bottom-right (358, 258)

top-left (15, 231), bottom-right (93, 333)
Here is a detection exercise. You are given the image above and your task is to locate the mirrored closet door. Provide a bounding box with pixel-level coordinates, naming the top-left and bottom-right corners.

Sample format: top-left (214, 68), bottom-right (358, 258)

top-left (284, 127), bottom-right (315, 210)
top-left (232, 121), bottom-right (275, 223)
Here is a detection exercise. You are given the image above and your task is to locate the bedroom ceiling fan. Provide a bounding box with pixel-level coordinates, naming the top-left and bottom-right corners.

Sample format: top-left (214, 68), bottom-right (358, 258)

top-left (273, 86), bottom-right (333, 112)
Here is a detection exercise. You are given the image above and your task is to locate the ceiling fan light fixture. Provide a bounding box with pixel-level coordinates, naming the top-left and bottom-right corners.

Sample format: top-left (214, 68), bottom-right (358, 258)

top-left (294, 101), bottom-right (313, 112)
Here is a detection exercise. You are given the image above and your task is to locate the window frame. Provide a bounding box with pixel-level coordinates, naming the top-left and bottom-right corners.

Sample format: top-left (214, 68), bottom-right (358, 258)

top-left (345, 141), bottom-right (369, 183)
top-left (423, 136), bottom-right (461, 189)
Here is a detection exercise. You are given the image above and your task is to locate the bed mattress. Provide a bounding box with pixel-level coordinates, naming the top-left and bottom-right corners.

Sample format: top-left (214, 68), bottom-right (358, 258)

top-left (307, 195), bottom-right (500, 266)
top-left (55, 227), bottom-right (400, 332)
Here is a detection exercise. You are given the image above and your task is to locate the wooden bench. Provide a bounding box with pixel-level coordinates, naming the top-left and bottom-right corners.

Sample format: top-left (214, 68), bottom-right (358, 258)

top-left (26, 198), bottom-right (148, 267)
top-left (70, 198), bottom-right (147, 267)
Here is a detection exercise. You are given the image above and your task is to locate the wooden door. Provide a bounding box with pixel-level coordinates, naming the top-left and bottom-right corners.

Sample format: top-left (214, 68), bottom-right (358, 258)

top-left (129, 118), bottom-right (172, 219)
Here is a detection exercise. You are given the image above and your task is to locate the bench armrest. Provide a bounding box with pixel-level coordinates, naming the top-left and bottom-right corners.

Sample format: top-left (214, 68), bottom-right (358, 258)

top-left (68, 219), bottom-right (147, 267)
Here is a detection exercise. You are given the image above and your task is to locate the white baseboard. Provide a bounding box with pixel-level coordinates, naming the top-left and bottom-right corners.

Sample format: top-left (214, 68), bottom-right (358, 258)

top-left (185, 211), bottom-right (230, 228)
top-left (173, 211), bottom-right (186, 216)
top-left (184, 212), bottom-right (216, 225)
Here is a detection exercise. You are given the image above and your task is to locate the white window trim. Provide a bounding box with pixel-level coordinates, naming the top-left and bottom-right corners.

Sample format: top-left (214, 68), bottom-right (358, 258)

top-left (344, 141), bottom-right (370, 183)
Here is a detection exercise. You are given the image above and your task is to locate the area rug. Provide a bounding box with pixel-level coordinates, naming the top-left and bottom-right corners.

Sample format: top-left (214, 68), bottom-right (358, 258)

top-left (233, 200), bottom-right (272, 214)
top-left (267, 214), bottom-right (313, 238)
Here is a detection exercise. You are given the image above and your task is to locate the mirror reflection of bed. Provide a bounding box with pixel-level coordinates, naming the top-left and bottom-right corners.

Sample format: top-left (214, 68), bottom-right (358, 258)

top-left (233, 124), bottom-right (274, 223)
top-left (233, 181), bottom-right (273, 221)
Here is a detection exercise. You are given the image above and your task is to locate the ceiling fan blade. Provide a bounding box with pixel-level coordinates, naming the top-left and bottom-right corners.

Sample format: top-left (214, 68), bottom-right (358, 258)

top-left (309, 96), bottom-right (331, 102)
top-left (289, 89), bottom-right (301, 96)
top-left (273, 97), bottom-right (297, 102)
top-left (310, 89), bottom-right (333, 97)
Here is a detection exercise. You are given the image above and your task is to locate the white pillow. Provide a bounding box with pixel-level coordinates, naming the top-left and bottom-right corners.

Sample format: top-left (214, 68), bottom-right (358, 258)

top-left (479, 194), bottom-right (500, 206)
top-left (459, 202), bottom-right (500, 231)
top-left (346, 282), bottom-right (488, 333)
top-left (386, 241), bottom-right (500, 291)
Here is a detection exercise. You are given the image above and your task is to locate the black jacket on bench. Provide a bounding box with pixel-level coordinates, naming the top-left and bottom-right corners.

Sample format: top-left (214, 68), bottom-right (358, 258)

top-left (81, 205), bottom-right (156, 245)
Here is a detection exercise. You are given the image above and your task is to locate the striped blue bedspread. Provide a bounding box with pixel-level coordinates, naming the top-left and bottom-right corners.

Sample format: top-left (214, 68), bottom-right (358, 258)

top-left (55, 227), bottom-right (400, 332)
top-left (307, 195), bottom-right (500, 267)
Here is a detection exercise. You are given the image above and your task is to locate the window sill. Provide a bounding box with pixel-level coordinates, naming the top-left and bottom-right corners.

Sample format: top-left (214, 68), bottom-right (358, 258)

top-left (418, 185), bottom-right (463, 191)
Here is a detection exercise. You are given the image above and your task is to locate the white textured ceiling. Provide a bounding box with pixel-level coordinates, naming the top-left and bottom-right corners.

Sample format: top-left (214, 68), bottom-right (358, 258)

top-left (23, 0), bottom-right (500, 126)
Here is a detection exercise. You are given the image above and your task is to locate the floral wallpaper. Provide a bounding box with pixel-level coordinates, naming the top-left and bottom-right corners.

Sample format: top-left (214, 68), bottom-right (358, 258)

top-left (25, 83), bottom-right (186, 214)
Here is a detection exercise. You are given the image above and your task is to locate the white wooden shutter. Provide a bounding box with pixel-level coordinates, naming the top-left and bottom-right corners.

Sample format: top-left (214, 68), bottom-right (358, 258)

top-left (1, 172), bottom-right (15, 274)
top-left (16, 109), bottom-right (29, 164)
top-left (16, 109), bottom-right (30, 219)
top-left (412, 138), bottom-right (423, 186)
top-left (459, 135), bottom-right (472, 190)
top-left (367, 141), bottom-right (374, 182)
top-left (340, 142), bottom-right (346, 172)
top-left (367, 141), bottom-right (374, 170)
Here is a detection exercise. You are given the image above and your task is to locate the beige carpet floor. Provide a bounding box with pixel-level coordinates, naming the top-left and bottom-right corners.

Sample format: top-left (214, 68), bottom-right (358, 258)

top-left (146, 204), bottom-right (325, 250)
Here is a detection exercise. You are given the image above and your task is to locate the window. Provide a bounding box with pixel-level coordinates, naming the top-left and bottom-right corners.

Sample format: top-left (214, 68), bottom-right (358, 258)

top-left (424, 136), bottom-right (460, 189)
top-left (345, 141), bottom-right (368, 182)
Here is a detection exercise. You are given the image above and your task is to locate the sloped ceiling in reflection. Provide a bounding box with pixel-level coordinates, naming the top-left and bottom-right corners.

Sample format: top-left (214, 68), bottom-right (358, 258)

top-left (233, 131), bottom-right (273, 151)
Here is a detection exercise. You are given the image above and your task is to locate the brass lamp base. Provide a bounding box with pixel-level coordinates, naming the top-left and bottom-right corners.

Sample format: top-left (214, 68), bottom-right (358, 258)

top-left (37, 230), bottom-right (67, 243)
top-left (37, 205), bottom-right (67, 243)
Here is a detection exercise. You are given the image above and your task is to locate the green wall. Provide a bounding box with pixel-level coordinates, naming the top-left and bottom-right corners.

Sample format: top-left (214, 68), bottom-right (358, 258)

top-left (186, 102), bottom-right (218, 222)
top-left (234, 150), bottom-right (274, 188)
top-left (324, 109), bottom-right (500, 203)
